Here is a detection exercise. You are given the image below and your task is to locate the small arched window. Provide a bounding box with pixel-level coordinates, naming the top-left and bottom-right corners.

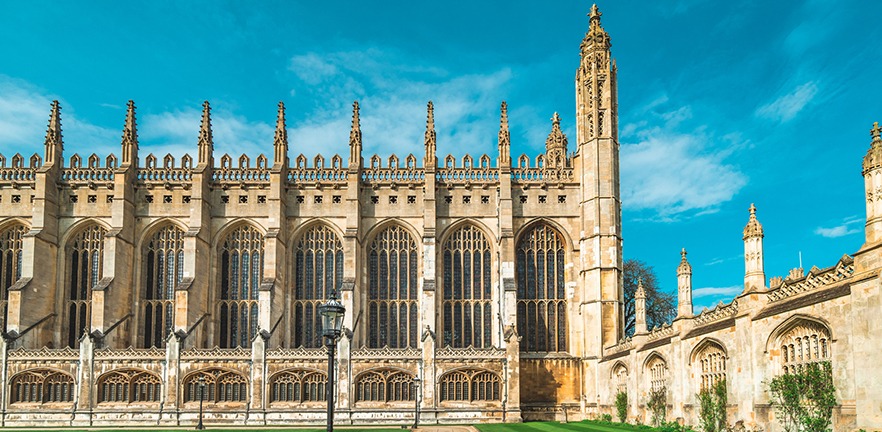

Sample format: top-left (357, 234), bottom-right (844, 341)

top-left (438, 369), bottom-right (500, 402)
top-left (612, 363), bottom-right (628, 394)
top-left (696, 342), bottom-right (726, 391)
top-left (269, 369), bottom-right (327, 403)
top-left (10, 369), bottom-right (75, 403)
top-left (98, 369), bottom-right (162, 403)
top-left (646, 355), bottom-right (667, 392)
top-left (355, 370), bottom-right (415, 402)
top-left (184, 369), bottom-right (248, 403)
top-left (218, 225), bottom-right (264, 348)
top-left (776, 319), bottom-right (831, 374)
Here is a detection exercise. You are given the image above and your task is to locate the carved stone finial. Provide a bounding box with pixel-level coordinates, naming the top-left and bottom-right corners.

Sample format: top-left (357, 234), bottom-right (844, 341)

top-left (589, 3), bottom-right (601, 21)
top-left (872, 121), bottom-right (881, 142)
top-left (121, 100), bottom-right (138, 166)
top-left (545, 112), bottom-right (568, 169)
top-left (349, 101), bottom-right (362, 168)
top-left (273, 101), bottom-right (288, 167)
top-left (424, 101), bottom-right (437, 168)
top-left (43, 100), bottom-right (63, 166)
top-left (197, 101), bottom-right (213, 166)
top-left (498, 101), bottom-right (511, 167)
top-left (743, 203), bottom-right (764, 239)
top-left (863, 121), bottom-right (882, 174)
top-left (581, 3), bottom-right (611, 55)
top-left (635, 277), bottom-right (646, 299)
top-left (678, 248), bottom-right (692, 274)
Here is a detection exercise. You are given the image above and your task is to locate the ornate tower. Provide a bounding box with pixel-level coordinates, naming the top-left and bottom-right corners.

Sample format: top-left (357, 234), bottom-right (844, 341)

top-left (743, 204), bottom-right (765, 293)
top-left (677, 248), bottom-right (693, 318)
top-left (862, 122), bottom-right (882, 245)
top-left (545, 112), bottom-right (567, 169)
top-left (634, 278), bottom-right (647, 335)
top-left (575, 3), bottom-right (622, 352)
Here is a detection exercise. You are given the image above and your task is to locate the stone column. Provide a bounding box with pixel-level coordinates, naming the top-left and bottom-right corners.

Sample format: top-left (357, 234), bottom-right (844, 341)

top-left (163, 333), bottom-right (182, 425)
top-left (421, 101), bottom-right (438, 412)
top-left (73, 334), bottom-right (95, 426)
top-left (249, 333), bottom-right (266, 423)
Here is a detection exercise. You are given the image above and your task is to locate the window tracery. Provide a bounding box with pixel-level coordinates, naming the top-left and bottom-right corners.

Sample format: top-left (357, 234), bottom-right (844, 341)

top-left (367, 225), bottom-right (418, 348)
top-left (355, 369), bottom-right (415, 402)
top-left (441, 225), bottom-right (492, 348)
top-left (97, 369), bottom-right (162, 403)
top-left (647, 355), bottom-right (667, 392)
top-left (0, 224), bottom-right (25, 331)
top-left (778, 320), bottom-right (831, 374)
top-left (438, 369), bottom-right (500, 402)
top-left (10, 369), bottom-right (75, 404)
top-left (293, 225), bottom-right (343, 348)
top-left (184, 369), bottom-right (248, 403)
top-left (65, 224), bottom-right (106, 348)
top-left (142, 225), bottom-right (185, 348)
top-left (516, 224), bottom-right (567, 352)
top-left (612, 363), bottom-right (628, 394)
top-left (697, 342), bottom-right (726, 391)
top-left (218, 225), bottom-right (264, 348)
top-left (269, 369), bottom-right (327, 403)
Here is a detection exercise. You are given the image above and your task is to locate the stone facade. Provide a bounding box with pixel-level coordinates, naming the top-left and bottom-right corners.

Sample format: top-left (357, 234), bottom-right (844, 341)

top-left (0, 5), bottom-right (880, 430)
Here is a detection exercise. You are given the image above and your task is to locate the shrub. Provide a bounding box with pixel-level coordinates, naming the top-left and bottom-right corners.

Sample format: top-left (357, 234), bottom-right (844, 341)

top-left (697, 379), bottom-right (727, 432)
top-left (615, 390), bottom-right (628, 423)
top-left (647, 386), bottom-right (667, 426)
top-left (601, 413), bottom-right (613, 422)
top-left (768, 361), bottom-right (836, 432)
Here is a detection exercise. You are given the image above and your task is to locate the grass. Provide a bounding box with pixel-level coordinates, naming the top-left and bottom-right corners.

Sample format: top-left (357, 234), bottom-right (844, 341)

top-left (474, 420), bottom-right (648, 432)
top-left (3, 429), bottom-right (405, 432)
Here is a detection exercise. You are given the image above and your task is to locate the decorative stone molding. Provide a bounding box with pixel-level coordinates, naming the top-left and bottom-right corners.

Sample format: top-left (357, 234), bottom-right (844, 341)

top-left (767, 255), bottom-right (854, 303)
top-left (693, 300), bottom-right (738, 326)
top-left (435, 345), bottom-right (505, 360)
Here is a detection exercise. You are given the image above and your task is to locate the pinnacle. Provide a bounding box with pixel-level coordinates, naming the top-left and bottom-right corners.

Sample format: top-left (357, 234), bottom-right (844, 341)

top-left (44, 100), bottom-right (63, 151)
top-left (743, 203), bottom-right (764, 239)
top-left (426, 101), bottom-right (435, 128)
top-left (589, 3), bottom-right (601, 20)
top-left (349, 101), bottom-right (362, 148)
top-left (198, 101), bottom-right (213, 148)
top-left (872, 121), bottom-right (881, 142)
top-left (681, 248), bottom-right (687, 259)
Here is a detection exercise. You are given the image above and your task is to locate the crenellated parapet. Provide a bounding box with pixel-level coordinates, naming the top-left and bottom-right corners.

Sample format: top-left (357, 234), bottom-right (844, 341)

top-left (0, 153), bottom-right (40, 185)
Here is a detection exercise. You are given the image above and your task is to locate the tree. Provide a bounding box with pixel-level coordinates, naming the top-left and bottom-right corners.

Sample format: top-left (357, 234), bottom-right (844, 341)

top-left (646, 386), bottom-right (667, 426)
top-left (623, 259), bottom-right (676, 336)
top-left (768, 362), bottom-right (836, 432)
top-left (697, 379), bottom-right (728, 432)
top-left (615, 390), bottom-right (628, 423)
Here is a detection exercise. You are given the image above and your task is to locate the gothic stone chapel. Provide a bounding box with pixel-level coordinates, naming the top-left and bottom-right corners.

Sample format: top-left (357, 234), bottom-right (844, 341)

top-left (0, 5), bottom-right (880, 431)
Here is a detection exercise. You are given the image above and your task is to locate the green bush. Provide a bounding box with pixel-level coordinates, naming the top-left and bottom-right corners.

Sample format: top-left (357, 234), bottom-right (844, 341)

top-left (615, 390), bottom-right (628, 423)
top-left (646, 386), bottom-right (667, 426)
top-left (697, 379), bottom-right (727, 432)
top-left (601, 413), bottom-right (614, 422)
top-left (768, 361), bottom-right (836, 432)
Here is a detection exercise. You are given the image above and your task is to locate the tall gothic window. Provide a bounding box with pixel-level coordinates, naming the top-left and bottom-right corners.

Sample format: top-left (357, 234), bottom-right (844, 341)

top-left (218, 225), bottom-right (264, 348)
top-left (647, 355), bottom-right (667, 392)
top-left (697, 342), bottom-right (727, 391)
top-left (612, 363), bottom-right (628, 395)
top-left (293, 225), bottom-right (343, 348)
top-left (142, 225), bottom-right (185, 348)
top-left (516, 224), bottom-right (567, 352)
top-left (0, 224), bottom-right (25, 331)
top-left (367, 225), bottom-right (418, 348)
top-left (778, 320), bottom-right (831, 374)
top-left (66, 225), bottom-right (106, 348)
top-left (442, 225), bottom-right (492, 348)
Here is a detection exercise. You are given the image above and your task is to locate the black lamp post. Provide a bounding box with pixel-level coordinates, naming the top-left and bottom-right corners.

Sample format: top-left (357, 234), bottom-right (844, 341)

top-left (318, 290), bottom-right (346, 432)
top-left (196, 375), bottom-right (206, 430)
top-left (411, 377), bottom-right (421, 430)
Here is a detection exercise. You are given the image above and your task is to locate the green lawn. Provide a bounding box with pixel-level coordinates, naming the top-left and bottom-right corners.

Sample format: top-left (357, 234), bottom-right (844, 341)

top-left (475, 420), bottom-right (646, 432)
top-left (3, 429), bottom-right (404, 432)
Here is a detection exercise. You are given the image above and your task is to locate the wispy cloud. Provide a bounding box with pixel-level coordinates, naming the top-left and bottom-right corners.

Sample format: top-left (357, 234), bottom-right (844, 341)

top-left (814, 215), bottom-right (863, 238)
top-left (755, 81), bottom-right (818, 123)
top-left (692, 285), bottom-right (742, 298)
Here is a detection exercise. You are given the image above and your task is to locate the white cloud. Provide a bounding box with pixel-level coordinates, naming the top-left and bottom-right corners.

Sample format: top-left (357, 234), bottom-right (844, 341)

top-left (814, 215), bottom-right (862, 238)
top-left (692, 285), bottom-right (742, 298)
top-left (755, 81), bottom-right (818, 123)
top-left (620, 126), bottom-right (747, 219)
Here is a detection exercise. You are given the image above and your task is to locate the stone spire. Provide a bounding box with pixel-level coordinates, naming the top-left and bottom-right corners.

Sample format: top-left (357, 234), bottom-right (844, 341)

top-left (743, 203), bottom-right (766, 293)
top-left (197, 101), bottom-right (214, 169)
top-left (863, 121), bottom-right (882, 244)
top-left (120, 100), bottom-right (138, 167)
top-left (498, 101), bottom-right (511, 168)
top-left (635, 277), bottom-right (647, 334)
top-left (273, 101), bottom-right (288, 169)
top-left (348, 101), bottom-right (362, 169)
top-left (545, 112), bottom-right (568, 169)
top-left (424, 101), bottom-right (437, 169)
top-left (581, 3), bottom-right (611, 56)
top-left (43, 100), bottom-right (63, 167)
top-left (677, 248), bottom-right (693, 318)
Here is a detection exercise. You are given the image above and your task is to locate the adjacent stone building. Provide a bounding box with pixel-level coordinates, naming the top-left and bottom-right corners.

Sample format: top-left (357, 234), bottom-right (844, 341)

top-left (0, 5), bottom-right (879, 430)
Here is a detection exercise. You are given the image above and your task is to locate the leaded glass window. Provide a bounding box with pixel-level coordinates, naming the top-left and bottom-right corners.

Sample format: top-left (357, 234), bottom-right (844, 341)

top-left (65, 225), bottom-right (106, 348)
top-left (184, 369), bottom-right (247, 403)
top-left (269, 370), bottom-right (327, 403)
top-left (10, 369), bottom-right (75, 403)
top-left (697, 342), bottom-right (726, 391)
top-left (367, 225), bottom-right (418, 348)
top-left (293, 225), bottom-right (343, 348)
top-left (143, 225), bottom-right (185, 348)
top-left (98, 369), bottom-right (162, 403)
top-left (438, 369), bottom-right (500, 402)
top-left (612, 363), bottom-right (627, 394)
top-left (0, 224), bottom-right (25, 331)
top-left (442, 225), bottom-right (492, 348)
top-left (647, 355), bottom-right (667, 392)
top-left (355, 370), bottom-right (415, 402)
top-left (778, 320), bottom-right (831, 374)
top-left (218, 225), bottom-right (264, 348)
top-left (515, 224), bottom-right (567, 352)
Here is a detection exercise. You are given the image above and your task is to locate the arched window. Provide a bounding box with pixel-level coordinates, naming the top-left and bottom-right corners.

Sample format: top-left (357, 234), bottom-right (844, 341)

top-left (269, 370), bottom-right (327, 403)
top-left (367, 225), bottom-right (418, 348)
top-left (97, 369), bottom-right (162, 403)
top-left (293, 225), bottom-right (343, 348)
top-left (438, 369), bottom-right (500, 402)
top-left (218, 225), bottom-right (264, 348)
top-left (441, 225), bottom-right (492, 348)
top-left (184, 369), bottom-right (248, 403)
top-left (612, 363), bottom-right (628, 394)
top-left (516, 224), bottom-right (567, 352)
top-left (10, 369), bottom-right (75, 403)
top-left (647, 355), bottom-right (667, 392)
top-left (142, 225), bottom-right (185, 348)
top-left (0, 224), bottom-right (25, 331)
top-left (355, 370), bottom-right (415, 402)
top-left (696, 342), bottom-right (726, 391)
top-left (65, 224), bottom-right (106, 348)
top-left (776, 319), bottom-right (831, 374)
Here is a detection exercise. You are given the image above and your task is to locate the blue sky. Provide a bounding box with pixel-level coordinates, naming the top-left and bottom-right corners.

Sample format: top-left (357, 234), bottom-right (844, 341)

top-left (1, 1), bottom-right (880, 312)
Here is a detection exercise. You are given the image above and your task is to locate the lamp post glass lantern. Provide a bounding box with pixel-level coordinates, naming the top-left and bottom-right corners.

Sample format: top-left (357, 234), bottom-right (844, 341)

top-left (319, 290), bottom-right (345, 432)
top-left (196, 375), bottom-right (206, 430)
